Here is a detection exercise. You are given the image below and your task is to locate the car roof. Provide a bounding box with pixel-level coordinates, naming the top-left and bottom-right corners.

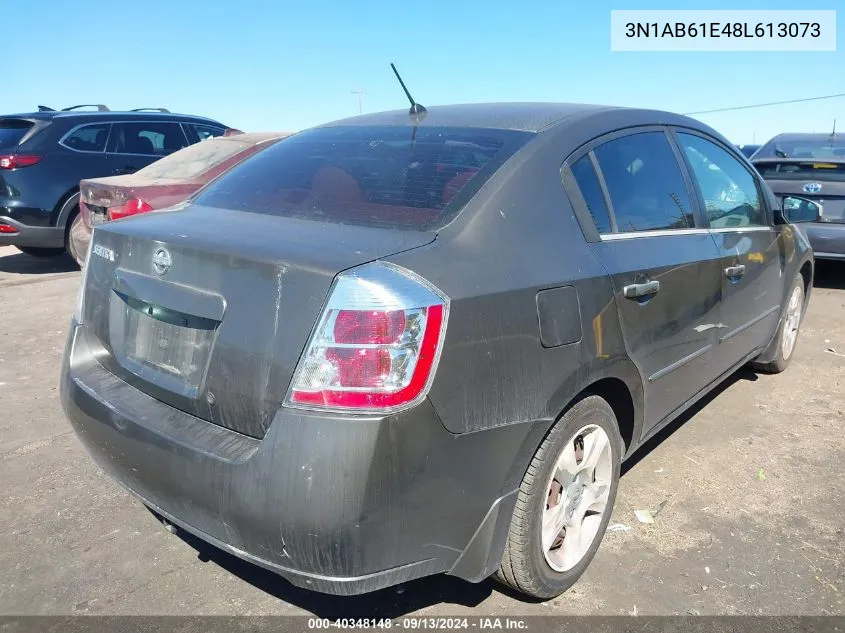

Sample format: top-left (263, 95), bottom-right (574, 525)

top-left (0, 110), bottom-right (223, 125)
top-left (316, 102), bottom-right (627, 133)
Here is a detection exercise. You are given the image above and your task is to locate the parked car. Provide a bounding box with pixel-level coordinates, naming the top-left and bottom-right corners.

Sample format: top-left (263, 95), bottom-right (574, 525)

top-left (0, 104), bottom-right (231, 261)
top-left (751, 132), bottom-right (845, 261)
top-left (70, 131), bottom-right (291, 266)
top-left (60, 102), bottom-right (815, 600)
top-left (736, 143), bottom-right (760, 158)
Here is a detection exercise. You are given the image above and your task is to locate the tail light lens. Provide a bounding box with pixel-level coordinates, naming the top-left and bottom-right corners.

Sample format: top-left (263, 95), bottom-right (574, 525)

top-left (0, 224), bottom-right (18, 234)
top-left (0, 155), bottom-right (42, 169)
top-left (108, 198), bottom-right (153, 220)
top-left (286, 261), bottom-right (449, 413)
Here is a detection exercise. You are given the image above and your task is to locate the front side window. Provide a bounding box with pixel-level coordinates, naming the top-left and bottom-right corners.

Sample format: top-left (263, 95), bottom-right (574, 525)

top-left (109, 122), bottom-right (188, 156)
top-left (570, 154), bottom-right (612, 234)
top-left (593, 132), bottom-right (695, 232)
top-left (62, 123), bottom-right (110, 152)
top-left (677, 133), bottom-right (767, 228)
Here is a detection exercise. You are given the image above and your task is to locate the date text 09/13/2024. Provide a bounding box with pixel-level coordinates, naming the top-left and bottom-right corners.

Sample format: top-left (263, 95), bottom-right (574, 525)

top-left (307, 618), bottom-right (529, 630)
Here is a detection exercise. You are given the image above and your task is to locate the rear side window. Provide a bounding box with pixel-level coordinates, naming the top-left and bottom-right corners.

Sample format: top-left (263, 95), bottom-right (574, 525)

top-left (594, 132), bottom-right (695, 232)
top-left (0, 119), bottom-right (34, 148)
top-left (677, 133), bottom-right (767, 228)
top-left (193, 125), bottom-right (534, 230)
top-left (109, 122), bottom-right (188, 156)
top-left (190, 124), bottom-right (226, 141)
top-left (62, 123), bottom-right (110, 152)
top-left (570, 155), bottom-right (612, 233)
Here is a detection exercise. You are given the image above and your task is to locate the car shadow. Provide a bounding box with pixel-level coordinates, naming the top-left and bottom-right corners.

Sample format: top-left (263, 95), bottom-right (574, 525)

top-left (621, 366), bottom-right (758, 475)
top-left (159, 369), bottom-right (760, 618)
top-left (0, 250), bottom-right (78, 274)
top-left (812, 261), bottom-right (845, 290)
top-left (167, 526), bottom-right (495, 618)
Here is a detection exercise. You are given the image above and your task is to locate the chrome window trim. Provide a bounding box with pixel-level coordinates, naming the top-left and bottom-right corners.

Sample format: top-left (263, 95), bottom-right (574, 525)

top-left (57, 122), bottom-right (113, 154)
top-left (600, 228), bottom-right (710, 240)
top-left (59, 119), bottom-right (191, 156)
top-left (708, 226), bottom-right (772, 233)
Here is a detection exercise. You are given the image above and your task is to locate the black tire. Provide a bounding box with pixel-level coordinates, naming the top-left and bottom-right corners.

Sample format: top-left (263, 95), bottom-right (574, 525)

top-left (16, 246), bottom-right (66, 258)
top-left (496, 395), bottom-right (622, 600)
top-left (750, 274), bottom-right (805, 374)
top-left (66, 210), bottom-right (86, 268)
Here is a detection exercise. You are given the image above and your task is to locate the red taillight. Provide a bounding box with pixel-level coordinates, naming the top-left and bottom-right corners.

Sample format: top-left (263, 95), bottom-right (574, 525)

top-left (0, 224), bottom-right (19, 234)
top-left (107, 198), bottom-right (154, 220)
top-left (287, 263), bottom-right (449, 413)
top-left (0, 155), bottom-right (41, 170)
top-left (334, 309), bottom-right (407, 345)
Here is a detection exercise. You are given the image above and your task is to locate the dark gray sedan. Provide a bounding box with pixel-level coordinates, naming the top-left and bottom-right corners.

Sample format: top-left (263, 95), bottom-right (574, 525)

top-left (60, 102), bottom-right (815, 600)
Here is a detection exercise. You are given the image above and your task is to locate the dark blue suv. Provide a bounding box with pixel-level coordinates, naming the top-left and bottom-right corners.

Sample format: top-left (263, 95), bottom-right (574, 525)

top-left (0, 105), bottom-right (229, 262)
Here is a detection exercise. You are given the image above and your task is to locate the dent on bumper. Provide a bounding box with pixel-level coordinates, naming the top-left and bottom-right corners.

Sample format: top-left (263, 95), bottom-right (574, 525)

top-left (60, 323), bottom-right (539, 594)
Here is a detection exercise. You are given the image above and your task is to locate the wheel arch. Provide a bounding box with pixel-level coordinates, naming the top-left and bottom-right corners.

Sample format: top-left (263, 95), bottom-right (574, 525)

top-left (53, 187), bottom-right (81, 230)
top-left (448, 366), bottom-right (645, 584)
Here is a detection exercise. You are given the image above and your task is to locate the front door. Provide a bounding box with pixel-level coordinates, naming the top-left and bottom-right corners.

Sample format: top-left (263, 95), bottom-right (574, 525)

top-left (673, 131), bottom-right (784, 374)
top-left (566, 128), bottom-right (724, 435)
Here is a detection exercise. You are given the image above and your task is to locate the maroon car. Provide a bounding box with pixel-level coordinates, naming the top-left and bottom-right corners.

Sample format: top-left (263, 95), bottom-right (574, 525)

top-left (70, 131), bottom-right (290, 265)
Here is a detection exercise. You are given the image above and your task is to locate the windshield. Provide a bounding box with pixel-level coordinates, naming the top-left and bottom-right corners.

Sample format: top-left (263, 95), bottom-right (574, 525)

top-left (134, 137), bottom-right (269, 181)
top-left (754, 136), bottom-right (845, 160)
top-left (193, 125), bottom-right (534, 231)
top-left (0, 119), bottom-right (34, 148)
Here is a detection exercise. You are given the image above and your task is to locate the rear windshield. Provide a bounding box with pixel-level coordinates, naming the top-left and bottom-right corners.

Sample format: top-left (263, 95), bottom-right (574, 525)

top-left (193, 125), bottom-right (534, 230)
top-left (134, 137), bottom-right (266, 181)
top-left (754, 161), bottom-right (845, 182)
top-left (754, 136), bottom-right (845, 161)
top-left (0, 119), bottom-right (34, 148)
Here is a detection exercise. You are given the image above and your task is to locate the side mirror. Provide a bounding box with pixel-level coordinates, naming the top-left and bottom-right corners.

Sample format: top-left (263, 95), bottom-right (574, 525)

top-left (782, 196), bottom-right (821, 223)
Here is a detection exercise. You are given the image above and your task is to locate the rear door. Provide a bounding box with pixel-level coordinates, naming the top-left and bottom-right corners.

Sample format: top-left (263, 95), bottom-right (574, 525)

top-left (564, 127), bottom-right (724, 435)
top-left (107, 121), bottom-right (190, 175)
top-left (673, 130), bottom-right (784, 374)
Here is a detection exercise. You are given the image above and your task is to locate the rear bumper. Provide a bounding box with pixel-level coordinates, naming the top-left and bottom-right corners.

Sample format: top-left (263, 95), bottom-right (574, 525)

top-left (805, 222), bottom-right (845, 260)
top-left (0, 213), bottom-right (63, 248)
top-left (60, 322), bottom-right (533, 595)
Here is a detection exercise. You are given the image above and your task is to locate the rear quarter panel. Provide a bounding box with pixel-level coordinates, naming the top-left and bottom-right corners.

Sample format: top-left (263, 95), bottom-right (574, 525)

top-left (385, 124), bottom-right (643, 439)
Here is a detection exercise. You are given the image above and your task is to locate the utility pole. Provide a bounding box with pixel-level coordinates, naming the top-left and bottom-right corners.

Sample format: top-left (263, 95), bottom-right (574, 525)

top-left (351, 88), bottom-right (365, 115)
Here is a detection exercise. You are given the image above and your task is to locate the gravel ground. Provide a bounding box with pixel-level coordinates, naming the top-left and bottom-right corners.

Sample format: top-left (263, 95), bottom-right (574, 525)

top-left (0, 245), bottom-right (842, 618)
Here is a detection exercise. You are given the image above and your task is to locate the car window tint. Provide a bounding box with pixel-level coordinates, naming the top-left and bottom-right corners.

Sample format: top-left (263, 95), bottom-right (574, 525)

top-left (62, 123), bottom-right (110, 152)
top-left (111, 122), bottom-right (188, 156)
top-left (193, 125), bottom-right (534, 231)
top-left (191, 124), bottom-right (225, 141)
top-left (570, 155), bottom-right (612, 233)
top-left (594, 132), bottom-right (695, 232)
top-left (0, 119), bottom-right (35, 148)
top-left (677, 133), bottom-right (766, 228)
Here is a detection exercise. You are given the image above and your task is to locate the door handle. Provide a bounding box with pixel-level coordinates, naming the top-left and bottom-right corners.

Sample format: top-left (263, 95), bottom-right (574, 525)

top-left (113, 166), bottom-right (136, 175)
top-left (724, 264), bottom-right (746, 279)
top-left (623, 280), bottom-right (660, 299)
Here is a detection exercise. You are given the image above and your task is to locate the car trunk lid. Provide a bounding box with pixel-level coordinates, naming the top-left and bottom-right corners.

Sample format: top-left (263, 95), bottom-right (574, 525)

top-left (82, 204), bottom-right (436, 438)
top-left (81, 177), bottom-right (203, 224)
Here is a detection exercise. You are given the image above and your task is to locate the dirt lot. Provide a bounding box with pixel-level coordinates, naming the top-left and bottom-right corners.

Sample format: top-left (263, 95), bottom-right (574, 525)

top-left (0, 245), bottom-right (843, 618)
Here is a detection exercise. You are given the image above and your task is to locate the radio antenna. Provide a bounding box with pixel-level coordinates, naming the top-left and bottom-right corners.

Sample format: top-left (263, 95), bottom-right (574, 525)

top-left (390, 63), bottom-right (426, 115)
